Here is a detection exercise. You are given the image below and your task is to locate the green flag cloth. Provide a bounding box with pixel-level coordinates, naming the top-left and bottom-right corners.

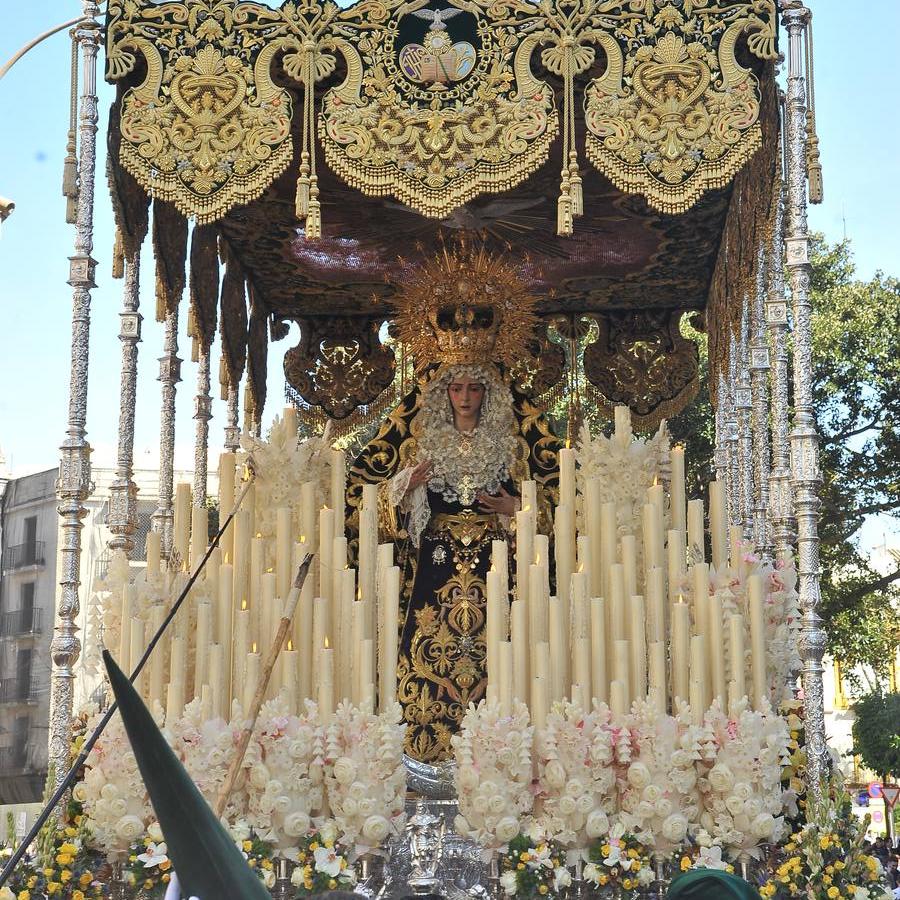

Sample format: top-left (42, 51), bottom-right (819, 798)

top-left (102, 650), bottom-right (270, 900)
top-left (667, 868), bottom-right (762, 900)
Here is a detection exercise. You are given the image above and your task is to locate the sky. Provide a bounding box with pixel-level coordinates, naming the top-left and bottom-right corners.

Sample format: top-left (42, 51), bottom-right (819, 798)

top-left (1, 2), bottom-right (898, 510)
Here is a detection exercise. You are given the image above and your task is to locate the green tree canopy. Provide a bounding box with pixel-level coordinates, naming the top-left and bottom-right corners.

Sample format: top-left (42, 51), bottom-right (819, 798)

top-left (851, 690), bottom-right (900, 780)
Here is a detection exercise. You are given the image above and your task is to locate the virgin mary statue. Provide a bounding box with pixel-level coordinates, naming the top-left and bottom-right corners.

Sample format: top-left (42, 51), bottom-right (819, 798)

top-left (347, 244), bottom-right (561, 763)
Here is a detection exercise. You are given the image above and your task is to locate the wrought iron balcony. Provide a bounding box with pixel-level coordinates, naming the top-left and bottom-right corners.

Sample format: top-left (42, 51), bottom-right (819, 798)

top-left (0, 676), bottom-right (41, 703)
top-left (0, 607), bottom-right (42, 637)
top-left (1, 541), bottom-right (45, 570)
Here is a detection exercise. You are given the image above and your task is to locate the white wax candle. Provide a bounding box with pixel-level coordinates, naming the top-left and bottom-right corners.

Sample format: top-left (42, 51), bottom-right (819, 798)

top-left (559, 448), bottom-right (576, 514)
top-left (528, 563), bottom-right (548, 644)
top-left (600, 501), bottom-right (618, 601)
top-left (689, 678), bottom-right (704, 726)
top-left (609, 564), bottom-right (626, 643)
top-left (318, 647), bottom-right (334, 721)
top-left (130, 617), bottom-right (145, 695)
top-left (648, 641), bottom-right (667, 714)
top-left (590, 598), bottom-right (607, 703)
top-left (690, 634), bottom-right (708, 712)
top-left (118, 584), bottom-right (135, 673)
top-left (208, 643), bottom-right (224, 719)
top-left (573, 637), bottom-right (591, 709)
top-left (687, 498), bottom-right (705, 564)
top-left (318, 508), bottom-right (334, 600)
top-left (498, 641), bottom-right (513, 717)
top-left (515, 510), bottom-right (533, 606)
top-left (613, 639), bottom-right (631, 709)
top-left (646, 566), bottom-right (666, 644)
top-left (330, 450), bottom-right (345, 539)
top-left (585, 478), bottom-right (603, 597)
top-left (232, 610), bottom-right (249, 706)
top-left (280, 648), bottom-right (298, 714)
top-left (671, 601), bottom-right (691, 705)
top-left (670, 446), bottom-right (686, 532)
top-left (728, 613), bottom-right (746, 703)
top-left (358, 638), bottom-right (375, 711)
top-left (530, 675), bottom-right (549, 730)
top-left (297, 579), bottom-right (314, 702)
top-left (692, 563), bottom-right (710, 631)
top-left (300, 481), bottom-right (317, 547)
top-left (260, 573), bottom-right (277, 676)
top-left (630, 595), bottom-right (646, 700)
top-left (748, 574), bottom-right (767, 710)
top-left (148, 605), bottom-right (165, 707)
top-left (339, 569), bottom-right (355, 702)
top-left (380, 566), bottom-right (400, 713)
top-left (609, 679), bottom-right (626, 717)
top-left (166, 680), bottom-right (184, 723)
top-left (276, 507), bottom-right (292, 600)
top-left (217, 563), bottom-right (234, 690)
top-left (146, 530), bottom-right (162, 580)
top-left (642, 504), bottom-right (662, 573)
top-left (244, 652), bottom-right (261, 714)
top-left (283, 406), bottom-right (298, 442)
top-left (193, 601), bottom-right (212, 697)
top-left (614, 405), bottom-right (632, 449)
top-left (554, 502), bottom-right (576, 609)
top-left (243, 480), bottom-right (256, 536)
top-left (620, 534), bottom-right (637, 600)
top-left (486, 570), bottom-right (504, 688)
top-left (570, 571), bottom-right (589, 640)
top-left (359, 484), bottom-right (378, 607)
top-left (190, 504), bottom-right (208, 572)
top-left (510, 600), bottom-right (529, 702)
top-left (666, 529), bottom-right (685, 602)
top-left (218, 452), bottom-right (236, 563)
top-left (232, 509), bottom-right (250, 610)
top-left (709, 481), bottom-right (727, 571)
top-left (548, 597), bottom-right (566, 701)
top-left (709, 594), bottom-right (726, 706)
top-left (174, 482), bottom-right (192, 570)
top-left (520, 480), bottom-right (538, 515)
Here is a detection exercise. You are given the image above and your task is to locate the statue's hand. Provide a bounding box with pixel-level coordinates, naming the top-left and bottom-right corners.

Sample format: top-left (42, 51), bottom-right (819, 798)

top-left (477, 487), bottom-right (519, 517)
top-left (407, 459), bottom-right (433, 491)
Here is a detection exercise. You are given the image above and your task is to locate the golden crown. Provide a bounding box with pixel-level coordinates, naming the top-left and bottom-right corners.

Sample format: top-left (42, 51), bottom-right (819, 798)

top-left (391, 240), bottom-right (539, 373)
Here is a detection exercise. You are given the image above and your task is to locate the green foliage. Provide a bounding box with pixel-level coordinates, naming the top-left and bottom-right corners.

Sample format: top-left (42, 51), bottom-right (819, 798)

top-left (851, 690), bottom-right (900, 780)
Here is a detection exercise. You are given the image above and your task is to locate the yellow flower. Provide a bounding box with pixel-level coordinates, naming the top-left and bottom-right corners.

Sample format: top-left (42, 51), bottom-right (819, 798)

top-left (65, 828), bottom-right (77, 838)
top-left (834, 860), bottom-right (845, 871)
top-left (538, 885), bottom-right (548, 895)
top-left (622, 878), bottom-right (633, 890)
top-left (759, 884), bottom-right (776, 899)
top-left (329, 880), bottom-right (337, 889)
top-left (59, 843), bottom-right (78, 855)
top-left (73, 892), bottom-right (85, 900)
top-left (310, 841), bottom-right (320, 851)
top-left (826, 888), bottom-right (839, 899)
top-left (242, 840), bottom-right (253, 852)
top-left (517, 863), bottom-right (525, 871)
top-left (680, 856), bottom-right (691, 872)
top-left (17, 891), bottom-right (30, 900)
top-left (79, 873), bottom-right (92, 886)
top-left (60, 871), bottom-right (72, 883)
top-left (47, 884), bottom-right (61, 896)
top-left (627, 849), bottom-right (639, 859)
top-left (520, 852), bottom-right (529, 862)
top-left (819, 836), bottom-right (831, 850)
top-left (601, 844), bottom-right (611, 856)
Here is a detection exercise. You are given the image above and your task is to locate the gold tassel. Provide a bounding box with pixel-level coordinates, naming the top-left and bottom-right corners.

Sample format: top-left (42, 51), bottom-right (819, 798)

top-left (112, 228), bottom-right (125, 279)
top-left (156, 277), bottom-right (166, 323)
top-left (191, 336), bottom-right (199, 364)
top-left (295, 151), bottom-right (310, 217)
top-left (557, 173), bottom-right (573, 237)
top-left (306, 176), bottom-right (321, 239)
top-left (806, 113), bottom-right (823, 204)
top-left (569, 154), bottom-right (583, 218)
top-left (62, 154), bottom-right (78, 225)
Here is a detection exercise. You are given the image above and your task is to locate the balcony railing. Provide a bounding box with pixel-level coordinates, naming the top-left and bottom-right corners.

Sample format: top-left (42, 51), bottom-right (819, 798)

top-left (0, 676), bottom-right (41, 703)
top-left (0, 745), bottom-right (30, 772)
top-left (0, 607), bottom-right (42, 637)
top-left (1, 542), bottom-right (45, 570)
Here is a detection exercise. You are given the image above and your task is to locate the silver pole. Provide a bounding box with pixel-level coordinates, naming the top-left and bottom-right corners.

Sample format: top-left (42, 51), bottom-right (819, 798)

top-left (49, 1), bottom-right (101, 792)
top-left (193, 345), bottom-right (213, 504)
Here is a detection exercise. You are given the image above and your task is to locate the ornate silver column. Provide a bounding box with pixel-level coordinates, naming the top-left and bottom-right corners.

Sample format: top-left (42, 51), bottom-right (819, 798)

top-left (107, 247), bottom-right (143, 553)
top-left (193, 346), bottom-right (212, 504)
top-left (782, 1), bottom-right (828, 803)
top-left (766, 179), bottom-right (796, 561)
top-left (151, 307), bottom-right (181, 559)
top-left (224, 382), bottom-right (241, 452)
top-left (734, 311), bottom-right (754, 536)
top-left (749, 243), bottom-right (773, 558)
top-left (50, 1), bottom-right (101, 790)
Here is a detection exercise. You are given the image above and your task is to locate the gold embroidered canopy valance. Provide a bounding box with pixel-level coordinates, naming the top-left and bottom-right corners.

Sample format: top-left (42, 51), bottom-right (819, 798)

top-left (106, 0), bottom-right (776, 232)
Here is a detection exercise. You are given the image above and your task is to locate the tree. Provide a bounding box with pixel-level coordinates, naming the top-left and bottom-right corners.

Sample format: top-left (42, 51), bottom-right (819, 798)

top-left (851, 690), bottom-right (900, 781)
top-left (670, 235), bottom-right (900, 684)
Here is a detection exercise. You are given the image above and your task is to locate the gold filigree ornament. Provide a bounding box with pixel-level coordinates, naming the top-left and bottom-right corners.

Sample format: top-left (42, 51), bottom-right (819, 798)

top-left (583, 0), bottom-right (778, 214)
top-left (391, 240), bottom-right (539, 375)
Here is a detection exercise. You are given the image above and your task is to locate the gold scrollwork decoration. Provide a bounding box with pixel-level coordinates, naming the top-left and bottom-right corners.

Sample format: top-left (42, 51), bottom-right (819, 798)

top-left (583, 308), bottom-right (700, 430)
top-left (283, 317), bottom-right (396, 420)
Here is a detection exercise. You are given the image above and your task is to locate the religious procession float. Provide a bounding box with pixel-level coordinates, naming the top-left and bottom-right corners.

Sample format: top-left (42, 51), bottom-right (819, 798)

top-left (1, 0), bottom-right (893, 897)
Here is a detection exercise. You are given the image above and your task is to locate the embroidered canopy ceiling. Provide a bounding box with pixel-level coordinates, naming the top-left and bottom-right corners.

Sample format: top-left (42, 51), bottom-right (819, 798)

top-left (105, 0), bottom-right (780, 426)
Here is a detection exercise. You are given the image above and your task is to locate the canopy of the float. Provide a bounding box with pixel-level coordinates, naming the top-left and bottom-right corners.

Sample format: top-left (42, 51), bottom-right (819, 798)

top-left (103, 0), bottom-right (780, 429)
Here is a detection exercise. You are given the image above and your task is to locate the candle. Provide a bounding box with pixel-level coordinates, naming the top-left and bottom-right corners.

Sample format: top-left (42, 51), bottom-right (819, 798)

top-left (130, 617), bottom-right (145, 695)
top-left (491, 539), bottom-right (509, 588)
top-left (690, 634), bottom-right (708, 713)
top-left (590, 598), bottom-right (607, 703)
top-left (232, 509), bottom-right (250, 610)
top-left (169, 634), bottom-right (186, 704)
top-left (358, 637), bottom-right (375, 710)
top-left (609, 680), bottom-right (626, 717)
top-left (318, 508), bottom-right (334, 600)
top-left (486, 570), bottom-right (505, 689)
top-left (146, 531), bottom-right (161, 579)
top-left (250, 537), bottom-right (265, 644)
top-left (118, 584), bottom-right (135, 673)
top-left (570, 571), bottom-right (589, 640)
top-left (600, 502), bottom-right (617, 601)
top-left (548, 597), bottom-right (566, 701)
top-left (166, 679), bottom-right (184, 723)
top-left (243, 481), bottom-right (256, 538)
top-left (380, 566), bottom-right (400, 713)
top-left (709, 594), bottom-right (726, 706)
top-left (729, 525), bottom-right (744, 574)
top-left (318, 646), bottom-right (335, 721)
top-left (642, 504), bottom-right (662, 572)
top-left (281, 647), bottom-right (298, 714)
top-left (630, 595), bottom-right (646, 701)
top-left (312, 597), bottom-right (329, 685)
top-left (728, 613), bottom-right (746, 703)
top-left (173, 482), bottom-right (192, 570)
top-left (559, 447), bottom-right (576, 510)
top-left (244, 652), bottom-right (260, 714)
top-left (193, 601), bottom-right (212, 697)
top-left (498, 641), bottom-right (513, 717)
top-left (687, 499), bottom-right (705, 564)
top-left (620, 534), bottom-right (637, 600)
top-left (340, 569), bottom-right (355, 701)
top-left (190, 504), bottom-right (208, 572)
top-left (648, 641), bottom-right (667, 714)
top-left (276, 507), bottom-right (292, 599)
top-left (330, 450), bottom-right (345, 539)
top-left (689, 678), bottom-right (704, 725)
top-left (609, 564), bottom-right (626, 643)
top-left (613, 639), bottom-right (631, 710)
top-left (666, 529), bottom-right (685, 602)
top-left (528, 563), bottom-right (548, 644)
top-left (692, 563), bottom-right (710, 632)
top-left (283, 405), bottom-right (298, 441)
top-left (585, 478), bottom-right (603, 597)
top-left (530, 674), bottom-right (549, 730)
top-left (260, 573), bottom-right (277, 672)
top-left (148, 605), bottom-right (165, 707)
top-left (520, 480), bottom-right (537, 515)
top-left (218, 563), bottom-right (234, 690)
top-left (748, 574), bottom-right (767, 710)
top-left (614, 405), bottom-right (632, 449)
top-left (233, 609), bottom-right (249, 704)
top-left (218, 452), bottom-right (236, 562)
top-left (300, 481), bottom-right (317, 550)
top-left (297, 578), bottom-right (314, 701)
top-left (350, 600), bottom-right (366, 704)
top-left (555, 502), bottom-right (575, 610)
top-left (646, 566), bottom-right (666, 644)
top-left (208, 643), bottom-right (224, 719)
top-left (709, 481), bottom-right (727, 571)
top-left (573, 637), bottom-right (591, 709)
top-left (359, 484), bottom-right (378, 606)
top-left (671, 601), bottom-right (691, 705)
top-left (670, 446), bottom-right (686, 532)
top-left (510, 600), bottom-right (528, 702)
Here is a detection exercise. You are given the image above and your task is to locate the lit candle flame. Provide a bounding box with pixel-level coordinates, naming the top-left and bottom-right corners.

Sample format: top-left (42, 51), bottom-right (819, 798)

top-left (324, 637), bottom-right (330, 649)
top-left (287, 639), bottom-right (294, 651)
top-left (241, 599), bottom-right (248, 610)
top-left (251, 642), bottom-right (257, 653)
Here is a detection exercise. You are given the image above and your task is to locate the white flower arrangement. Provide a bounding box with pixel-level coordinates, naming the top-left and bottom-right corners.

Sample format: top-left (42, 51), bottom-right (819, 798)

top-left (452, 698), bottom-right (535, 850)
top-left (323, 699), bottom-right (407, 857)
top-left (77, 708), bottom-right (156, 854)
top-left (697, 698), bottom-right (790, 860)
top-left (243, 696), bottom-right (324, 852)
top-left (535, 700), bottom-right (617, 849)
top-left (618, 700), bottom-right (703, 853)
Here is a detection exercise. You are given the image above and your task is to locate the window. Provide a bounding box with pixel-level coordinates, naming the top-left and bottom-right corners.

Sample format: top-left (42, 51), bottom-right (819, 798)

top-left (22, 516), bottom-right (38, 565)
top-left (16, 647), bottom-right (32, 686)
top-left (20, 582), bottom-right (35, 611)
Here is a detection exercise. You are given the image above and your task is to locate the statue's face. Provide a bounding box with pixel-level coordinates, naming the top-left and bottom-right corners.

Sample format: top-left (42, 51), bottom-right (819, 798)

top-left (447, 376), bottom-right (486, 421)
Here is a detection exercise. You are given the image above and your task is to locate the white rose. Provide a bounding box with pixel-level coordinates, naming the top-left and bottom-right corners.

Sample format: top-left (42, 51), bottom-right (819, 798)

top-left (289, 740), bottom-right (310, 759)
top-left (349, 781), bottom-right (367, 800)
top-left (249, 764), bottom-right (270, 790)
top-left (101, 783), bottom-right (120, 800)
top-left (495, 817), bottom-right (519, 844)
top-left (263, 869), bottom-right (276, 888)
top-left (114, 815), bottom-right (144, 843)
top-left (733, 782), bottom-right (753, 801)
top-left (273, 795), bottom-right (291, 814)
top-left (291, 867), bottom-right (304, 886)
top-left (342, 797), bottom-right (359, 817)
top-left (655, 798), bottom-right (673, 819)
top-left (72, 783), bottom-right (88, 803)
top-left (358, 798), bottom-right (376, 817)
top-left (661, 814), bottom-right (688, 843)
top-left (707, 764), bottom-right (734, 793)
top-left (751, 813), bottom-right (775, 839)
top-left (362, 815), bottom-right (391, 845)
top-left (636, 801), bottom-right (655, 820)
top-left (725, 796), bottom-right (745, 816)
top-left (744, 799), bottom-right (762, 818)
top-left (332, 756), bottom-right (357, 785)
top-left (558, 796), bottom-right (576, 816)
top-left (627, 762), bottom-right (651, 790)
top-left (544, 760), bottom-right (566, 789)
top-left (489, 795), bottom-right (507, 815)
top-left (583, 863), bottom-right (601, 885)
top-left (319, 821), bottom-right (338, 845)
top-left (642, 784), bottom-right (662, 804)
top-left (458, 766), bottom-right (479, 791)
top-left (473, 795), bottom-right (490, 814)
top-left (575, 794), bottom-right (593, 814)
top-left (283, 811), bottom-right (311, 837)
top-left (148, 821), bottom-right (164, 843)
top-left (638, 865), bottom-right (653, 886)
top-left (553, 867), bottom-right (572, 890)
top-left (500, 871), bottom-right (518, 895)
top-left (585, 810), bottom-right (609, 838)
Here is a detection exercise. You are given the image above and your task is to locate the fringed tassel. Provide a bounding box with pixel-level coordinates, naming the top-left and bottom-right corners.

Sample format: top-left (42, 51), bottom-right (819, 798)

top-left (62, 153), bottom-right (78, 225)
top-left (557, 172), bottom-right (573, 237)
top-left (156, 277), bottom-right (166, 323)
top-left (219, 357), bottom-right (230, 402)
top-left (295, 151), bottom-right (311, 218)
top-left (305, 175), bottom-right (321, 240)
top-left (806, 113), bottom-right (823, 203)
top-left (112, 228), bottom-right (125, 279)
top-left (568, 152), bottom-right (583, 218)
